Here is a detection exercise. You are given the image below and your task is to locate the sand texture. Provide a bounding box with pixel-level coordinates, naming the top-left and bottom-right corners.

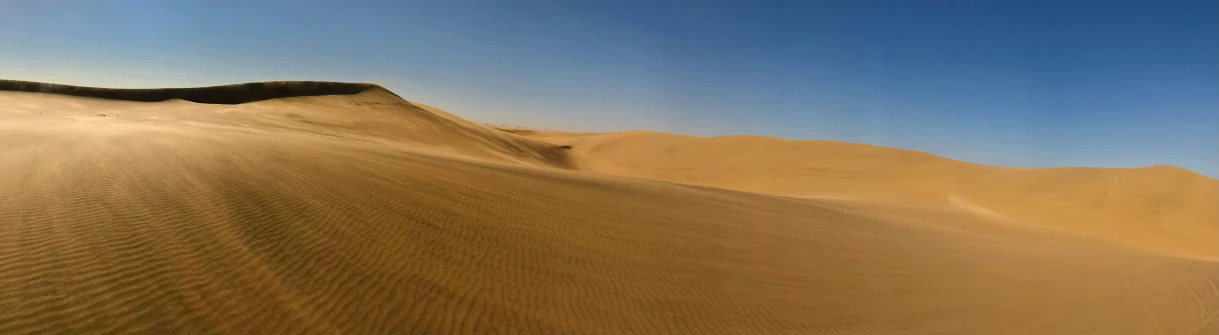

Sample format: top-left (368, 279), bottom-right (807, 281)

top-left (503, 128), bottom-right (1219, 258)
top-left (1, 81), bottom-right (1216, 334)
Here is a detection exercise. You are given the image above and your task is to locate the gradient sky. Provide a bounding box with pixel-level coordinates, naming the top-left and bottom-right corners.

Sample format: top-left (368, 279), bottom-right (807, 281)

top-left (2, 0), bottom-right (1216, 176)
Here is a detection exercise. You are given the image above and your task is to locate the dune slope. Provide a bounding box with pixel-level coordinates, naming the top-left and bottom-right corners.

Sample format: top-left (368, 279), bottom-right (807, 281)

top-left (0, 83), bottom-right (1216, 334)
top-left (509, 129), bottom-right (1219, 258)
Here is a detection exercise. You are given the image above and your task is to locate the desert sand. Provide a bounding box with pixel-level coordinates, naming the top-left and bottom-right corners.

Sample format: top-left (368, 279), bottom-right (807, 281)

top-left (0, 80), bottom-right (1215, 334)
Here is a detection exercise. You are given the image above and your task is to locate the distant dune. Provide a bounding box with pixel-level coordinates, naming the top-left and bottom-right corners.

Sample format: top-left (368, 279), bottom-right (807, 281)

top-left (1, 81), bottom-right (1216, 334)
top-left (502, 128), bottom-right (1219, 258)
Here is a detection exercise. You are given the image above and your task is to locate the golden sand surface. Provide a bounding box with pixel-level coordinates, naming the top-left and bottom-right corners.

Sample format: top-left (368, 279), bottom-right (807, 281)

top-left (0, 82), bottom-right (1214, 334)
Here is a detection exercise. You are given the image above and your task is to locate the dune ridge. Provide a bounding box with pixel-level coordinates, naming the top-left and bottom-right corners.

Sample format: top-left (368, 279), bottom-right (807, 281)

top-left (1, 80), bottom-right (1216, 334)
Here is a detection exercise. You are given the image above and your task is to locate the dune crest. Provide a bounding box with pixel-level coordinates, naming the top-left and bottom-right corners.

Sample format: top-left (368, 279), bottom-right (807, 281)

top-left (1, 81), bottom-right (1216, 334)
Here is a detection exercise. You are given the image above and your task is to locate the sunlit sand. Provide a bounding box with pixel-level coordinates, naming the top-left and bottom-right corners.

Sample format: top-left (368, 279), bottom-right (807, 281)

top-left (1, 80), bottom-right (1215, 334)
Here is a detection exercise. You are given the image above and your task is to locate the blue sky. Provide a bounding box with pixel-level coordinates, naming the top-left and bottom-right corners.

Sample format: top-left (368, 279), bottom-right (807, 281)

top-left (2, 0), bottom-right (1216, 176)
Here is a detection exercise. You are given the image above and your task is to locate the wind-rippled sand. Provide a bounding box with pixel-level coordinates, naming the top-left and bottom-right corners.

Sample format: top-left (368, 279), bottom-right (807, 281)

top-left (0, 83), bottom-right (1215, 334)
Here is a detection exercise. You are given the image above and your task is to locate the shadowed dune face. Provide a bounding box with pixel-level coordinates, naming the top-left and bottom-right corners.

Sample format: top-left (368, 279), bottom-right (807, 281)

top-left (0, 79), bottom-right (398, 104)
top-left (514, 129), bottom-right (1219, 259)
top-left (1, 83), bottom-right (1217, 334)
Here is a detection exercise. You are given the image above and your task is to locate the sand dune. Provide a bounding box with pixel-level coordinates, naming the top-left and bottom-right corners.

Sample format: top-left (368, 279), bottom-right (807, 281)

top-left (1, 81), bottom-right (1216, 334)
top-left (505, 128), bottom-right (1219, 258)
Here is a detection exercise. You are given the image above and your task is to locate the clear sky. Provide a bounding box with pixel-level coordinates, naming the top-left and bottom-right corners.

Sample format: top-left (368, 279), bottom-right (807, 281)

top-left (2, 0), bottom-right (1216, 176)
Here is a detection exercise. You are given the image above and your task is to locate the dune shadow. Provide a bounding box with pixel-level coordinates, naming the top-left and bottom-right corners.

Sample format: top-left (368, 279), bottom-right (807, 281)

top-left (0, 79), bottom-right (402, 105)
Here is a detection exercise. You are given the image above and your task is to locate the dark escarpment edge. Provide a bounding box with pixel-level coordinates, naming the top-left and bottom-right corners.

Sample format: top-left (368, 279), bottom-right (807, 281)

top-left (0, 79), bottom-right (402, 105)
